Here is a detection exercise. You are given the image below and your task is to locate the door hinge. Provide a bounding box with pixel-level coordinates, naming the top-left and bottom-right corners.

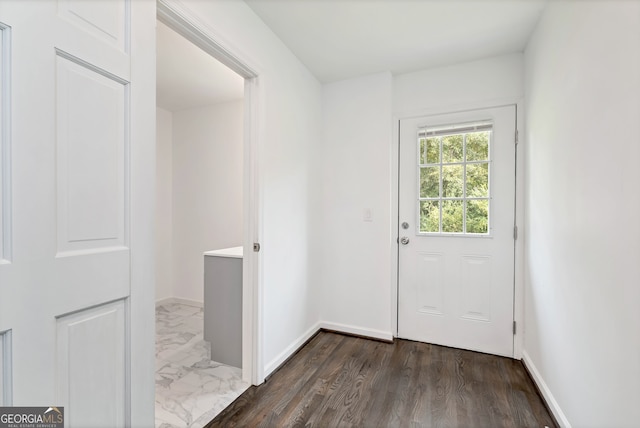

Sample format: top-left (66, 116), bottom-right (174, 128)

top-left (515, 130), bottom-right (519, 144)
top-left (513, 225), bottom-right (518, 240)
top-left (513, 321), bottom-right (517, 335)
top-left (253, 243), bottom-right (261, 252)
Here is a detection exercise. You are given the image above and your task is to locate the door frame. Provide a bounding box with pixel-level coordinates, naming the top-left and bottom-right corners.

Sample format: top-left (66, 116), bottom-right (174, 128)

top-left (156, 0), bottom-right (263, 384)
top-left (391, 99), bottom-right (525, 359)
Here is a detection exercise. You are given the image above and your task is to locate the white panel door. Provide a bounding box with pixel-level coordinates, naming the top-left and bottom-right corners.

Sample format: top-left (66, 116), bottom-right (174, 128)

top-left (398, 106), bottom-right (516, 357)
top-left (0, 1), bottom-right (155, 426)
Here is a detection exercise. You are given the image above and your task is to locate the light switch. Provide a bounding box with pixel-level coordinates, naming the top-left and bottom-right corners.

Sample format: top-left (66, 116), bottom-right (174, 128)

top-left (363, 208), bottom-right (373, 222)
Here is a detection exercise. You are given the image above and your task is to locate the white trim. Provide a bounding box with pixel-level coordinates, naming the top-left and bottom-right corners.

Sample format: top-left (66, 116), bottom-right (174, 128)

top-left (512, 99), bottom-right (525, 359)
top-left (129, 1), bottom-right (156, 426)
top-left (156, 0), bottom-right (262, 387)
top-left (244, 76), bottom-right (263, 385)
top-left (156, 0), bottom-right (258, 79)
top-left (522, 350), bottom-right (572, 428)
top-left (0, 22), bottom-right (11, 264)
top-left (320, 322), bottom-right (394, 342)
top-left (0, 329), bottom-right (12, 406)
top-left (393, 98), bottom-right (524, 360)
top-left (155, 296), bottom-right (203, 308)
top-left (263, 322), bottom-right (321, 377)
top-left (395, 96), bottom-right (523, 122)
top-left (390, 115), bottom-right (400, 337)
top-left (263, 322), bottom-right (394, 379)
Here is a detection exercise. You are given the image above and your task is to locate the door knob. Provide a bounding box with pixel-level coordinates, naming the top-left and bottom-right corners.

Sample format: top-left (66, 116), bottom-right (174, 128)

top-left (400, 236), bottom-right (410, 245)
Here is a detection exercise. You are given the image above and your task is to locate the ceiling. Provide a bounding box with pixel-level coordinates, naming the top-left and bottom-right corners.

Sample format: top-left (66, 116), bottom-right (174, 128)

top-left (156, 20), bottom-right (244, 112)
top-left (156, 1), bottom-right (547, 109)
top-left (245, 0), bottom-right (547, 83)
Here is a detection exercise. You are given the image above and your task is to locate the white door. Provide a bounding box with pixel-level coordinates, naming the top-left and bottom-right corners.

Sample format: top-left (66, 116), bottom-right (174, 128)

top-left (0, 1), bottom-right (155, 426)
top-left (397, 106), bottom-right (516, 357)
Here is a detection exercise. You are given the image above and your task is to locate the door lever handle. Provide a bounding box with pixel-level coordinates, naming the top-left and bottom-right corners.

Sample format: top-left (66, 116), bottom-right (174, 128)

top-left (400, 237), bottom-right (410, 245)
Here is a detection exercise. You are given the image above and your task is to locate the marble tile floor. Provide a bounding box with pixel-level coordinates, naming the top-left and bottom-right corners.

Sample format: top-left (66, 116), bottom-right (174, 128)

top-left (155, 302), bottom-right (250, 428)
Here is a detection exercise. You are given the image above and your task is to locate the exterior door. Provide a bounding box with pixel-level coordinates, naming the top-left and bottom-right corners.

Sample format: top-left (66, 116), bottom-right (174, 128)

top-left (0, 1), bottom-right (155, 426)
top-left (397, 106), bottom-right (516, 357)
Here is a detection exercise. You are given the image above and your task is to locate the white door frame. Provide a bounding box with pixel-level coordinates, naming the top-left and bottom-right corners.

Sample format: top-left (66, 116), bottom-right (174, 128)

top-left (156, 0), bottom-right (263, 385)
top-left (391, 99), bottom-right (525, 359)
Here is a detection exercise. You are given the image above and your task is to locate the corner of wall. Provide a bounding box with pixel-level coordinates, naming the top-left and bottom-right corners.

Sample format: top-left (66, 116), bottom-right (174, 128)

top-left (521, 350), bottom-right (572, 428)
top-left (317, 72), bottom-right (394, 336)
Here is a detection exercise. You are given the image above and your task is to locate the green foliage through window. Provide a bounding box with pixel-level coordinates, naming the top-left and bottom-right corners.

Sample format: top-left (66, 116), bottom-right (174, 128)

top-left (418, 129), bottom-right (490, 234)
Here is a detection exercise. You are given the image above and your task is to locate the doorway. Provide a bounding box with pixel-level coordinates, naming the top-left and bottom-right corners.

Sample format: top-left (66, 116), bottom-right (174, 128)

top-left (154, 2), bottom-right (261, 425)
top-left (397, 105), bottom-right (517, 357)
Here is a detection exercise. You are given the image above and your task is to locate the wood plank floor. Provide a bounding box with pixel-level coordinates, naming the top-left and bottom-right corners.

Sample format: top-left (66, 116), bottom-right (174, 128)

top-left (206, 331), bottom-right (556, 428)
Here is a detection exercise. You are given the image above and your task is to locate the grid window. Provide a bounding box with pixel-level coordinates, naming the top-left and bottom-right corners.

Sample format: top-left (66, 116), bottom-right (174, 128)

top-left (417, 122), bottom-right (491, 235)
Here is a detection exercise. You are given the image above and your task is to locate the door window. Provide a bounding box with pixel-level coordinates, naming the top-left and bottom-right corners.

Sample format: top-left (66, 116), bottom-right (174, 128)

top-left (417, 121), bottom-right (491, 234)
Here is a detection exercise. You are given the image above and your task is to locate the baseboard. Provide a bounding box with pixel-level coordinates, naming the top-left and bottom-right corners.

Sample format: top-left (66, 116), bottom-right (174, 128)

top-left (155, 296), bottom-right (204, 308)
top-left (319, 321), bottom-right (394, 342)
top-left (262, 321), bottom-right (395, 381)
top-left (264, 322), bottom-right (322, 378)
top-left (522, 350), bottom-right (572, 428)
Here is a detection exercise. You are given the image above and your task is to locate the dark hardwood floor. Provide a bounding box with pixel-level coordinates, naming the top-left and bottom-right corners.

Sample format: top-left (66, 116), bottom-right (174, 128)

top-left (206, 331), bottom-right (556, 428)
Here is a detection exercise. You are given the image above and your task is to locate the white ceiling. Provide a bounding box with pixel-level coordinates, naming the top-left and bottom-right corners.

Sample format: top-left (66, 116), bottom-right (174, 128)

top-left (156, 1), bottom-right (547, 109)
top-left (156, 20), bottom-right (244, 112)
top-left (245, 0), bottom-right (547, 83)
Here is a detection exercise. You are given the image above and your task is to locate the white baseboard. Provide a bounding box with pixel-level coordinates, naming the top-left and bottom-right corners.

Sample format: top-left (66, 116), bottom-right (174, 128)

top-left (155, 296), bottom-right (204, 308)
top-left (262, 322), bottom-right (394, 379)
top-left (319, 321), bottom-right (393, 342)
top-left (522, 350), bottom-right (572, 428)
top-left (264, 322), bottom-right (322, 377)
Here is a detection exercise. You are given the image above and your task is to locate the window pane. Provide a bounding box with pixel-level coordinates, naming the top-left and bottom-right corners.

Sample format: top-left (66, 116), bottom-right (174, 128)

top-left (466, 131), bottom-right (489, 161)
top-left (466, 163), bottom-right (489, 197)
top-left (442, 165), bottom-right (463, 198)
top-left (442, 200), bottom-right (463, 233)
top-left (416, 125), bottom-right (492, 236)
top-left (442, 134), bottom-right (463, 163)
top-left (466, 199), bottom-right (489, 234)
top-left (425, 138), bottom-right (440, 163)
top-left (420, 200), bottom-right (440, 233)
top-left (420, 167), bottom-right (440, 198)
top-left (420, 137), bottom-right (440, 164)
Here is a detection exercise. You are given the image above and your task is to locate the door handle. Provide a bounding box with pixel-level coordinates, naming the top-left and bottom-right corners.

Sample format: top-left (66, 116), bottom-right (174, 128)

top-left (400, 236), bottom-right (410, 245)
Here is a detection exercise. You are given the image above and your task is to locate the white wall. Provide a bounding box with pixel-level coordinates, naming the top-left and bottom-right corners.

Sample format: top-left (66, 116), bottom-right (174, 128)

top-left (318, 72), bottom-right (394, 339)
top-left (316, 57), bottom-right (524, 340)
top-left (177, 0), bottom-right (323, 377)
top-left (171, 101), bottom-right (244, 303)
top-left (394, 53), bottom-right (524, 115)
top-left (156, 107), bottom-right (173, 302)
top-left (524, 2), bottom-right (640, 426)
